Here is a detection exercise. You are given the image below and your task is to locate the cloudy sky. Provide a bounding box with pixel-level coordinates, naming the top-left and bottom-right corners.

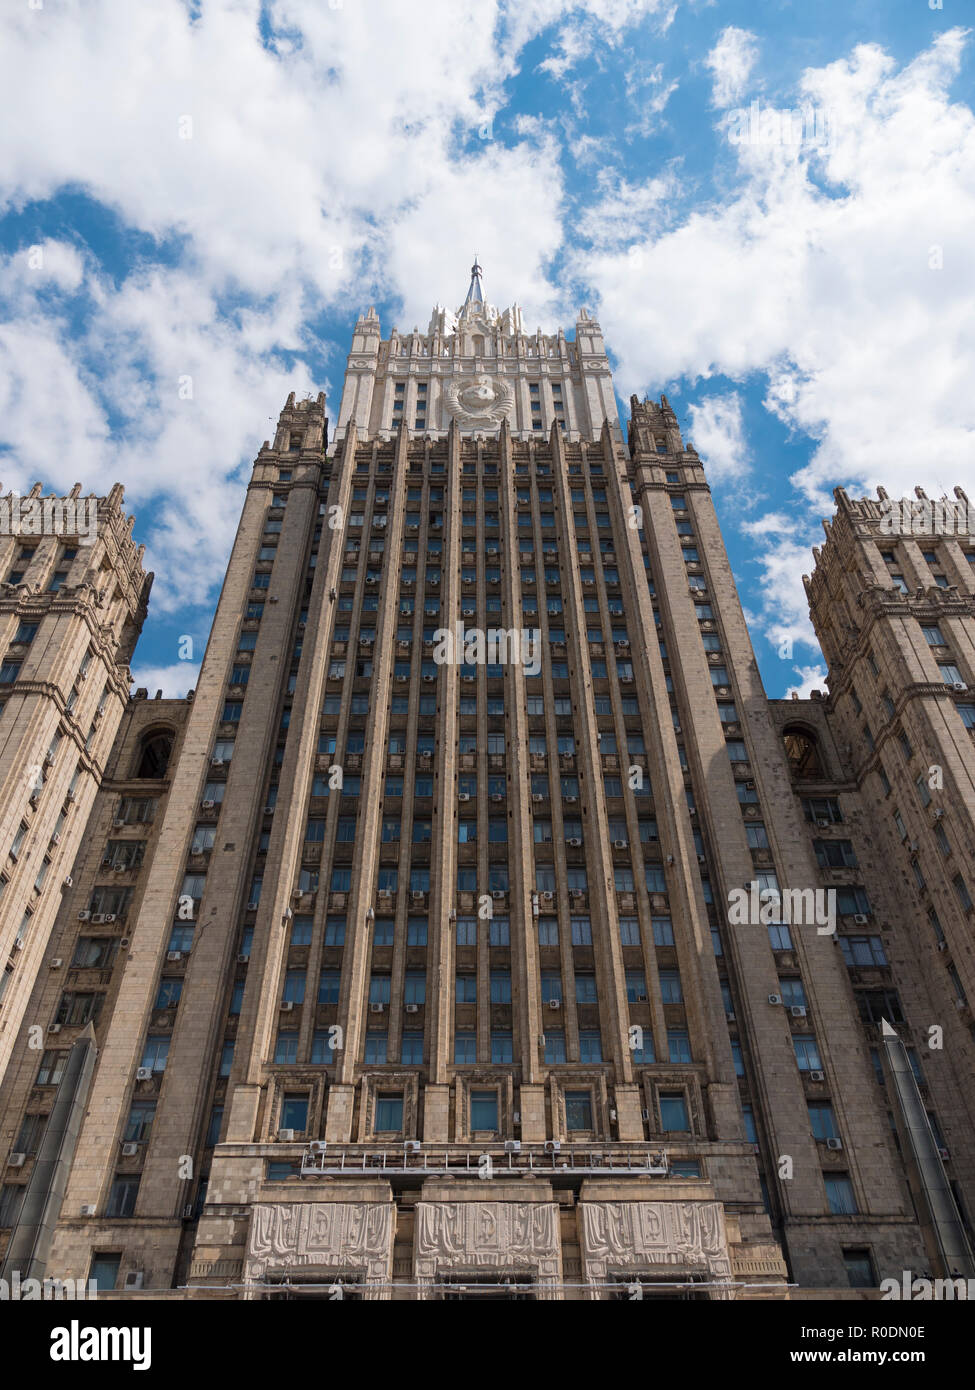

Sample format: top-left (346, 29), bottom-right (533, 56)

top-left (1, 0), bottom-right (972, 699)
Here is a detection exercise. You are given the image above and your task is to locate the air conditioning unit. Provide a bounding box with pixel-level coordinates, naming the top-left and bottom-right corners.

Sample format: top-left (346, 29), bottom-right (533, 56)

top-left (405, 1003), bottom-right (419, 1014)
top-left (697, 854), bottom-right (706, 865)
top-left (952, 682), bottom-right (968, 693)
top-left (379, 889), bottom-right (393, 899)
top-left (182, 1204), bottom-right (194, 1219)
top-left (166, 951), bottom-right (182, 962)
top-left (548, 998), bottom-right (561, 1010)
top-left (136, 1068), bottom-right (153, 1080)
top-left (853, 914), bottom-right (869, 925)
top-left (280, 1001), bottom-right (295, 1012)
top-left (532, 794), bottom-right (544, 803)
top-left (458, 792), bottom-right (470, 802)
top-left (403, 1140), bottom-right (421, 1153)
top-left (725, 1009), bottom-right (735, 1021)
top-left (544, 1140), bottom-right (561, 1153)
top-left (568, 837), bottom-right (582, 847)
top-left (565, 795), bottom-right (578, 804)
top-left (80, 1204), bottom-right (96, 1217)
top-left (278, 1129), bottom-right (296, 1142)
top-left (790, 1005), bottom-right (807, 1018)
top-left (816, 818), bottom-right (830, 828)
top-left (542, 890), bottom-right (554, 900)
top-left (938, 1147), bottom-right (951, 1161)
top-left (492, 890), bottom-right (505, 901)
top-left (491, 793), bottom-right (504, 803)
top-left (211, 757), bottom-right (225, 767)
top-left (91, 913), bottom-right (106, 924)
top-left (767, 994), bottom-right (782, 1006)
top-left (504, 1140), bottom-right (521, 1153)
top-left (7, 1153), bottom-right (26, 1168)
top-left (825, 1137), bottom-right (843, 1151)
top-left (121, 1142), bottom-right (139, 1157)
top-left (201, 800), bottom-right (215, 810)
top-left (809, 1070), bottom-right (825, 1082)
top-left (370, 1002), bottom-right (385, 1013)
top-left (570, 889), bottom-right (585, 899)
top-left (263, 805), bottom-right (275, 816)
top-left (48, 1023), bottom-right (62, 1034)
top-left (66, 790), bottom-right (77, 803)
top-left (613, 839), bottom-right (627, 849)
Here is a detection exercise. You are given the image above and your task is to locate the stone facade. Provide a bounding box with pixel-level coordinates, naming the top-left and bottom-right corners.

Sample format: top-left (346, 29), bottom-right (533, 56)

top-left (0, 271), bottom-right (973, 1299)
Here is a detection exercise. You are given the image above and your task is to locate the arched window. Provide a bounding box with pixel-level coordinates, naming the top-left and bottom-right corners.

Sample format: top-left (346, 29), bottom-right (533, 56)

top-left (135, 729), bottom-right (174, 779)
top-left (782, 726), bottom-right (825, 780)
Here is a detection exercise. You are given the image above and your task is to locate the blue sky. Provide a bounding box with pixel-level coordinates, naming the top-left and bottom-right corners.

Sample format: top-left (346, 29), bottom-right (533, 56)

top-left (0, 0), bottom-right (972, 699)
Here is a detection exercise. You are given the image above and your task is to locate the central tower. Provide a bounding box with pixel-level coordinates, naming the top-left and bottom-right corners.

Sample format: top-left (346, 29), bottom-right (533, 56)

top-left (335, 264), bottom-right (620, 443)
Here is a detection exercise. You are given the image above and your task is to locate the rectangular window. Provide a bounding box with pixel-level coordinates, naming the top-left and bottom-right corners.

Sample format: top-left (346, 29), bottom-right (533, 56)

top-left (375, 1094), bottom-right (403, 1132)
top-left (565, 1090), bottom-right (593, 1132)
top-left (470, 1091), bottom-right (498, 1131)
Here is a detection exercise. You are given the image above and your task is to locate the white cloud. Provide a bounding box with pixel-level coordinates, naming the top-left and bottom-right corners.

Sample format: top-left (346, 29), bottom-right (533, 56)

top-left (129, 663), bottom-right (200, 700)
top-left (572, 29), bottom-right (975, 518)
top-left (785, 665), bottom-right (828, 699)
top-left (705, 26), bottom-right (759, 108)
top-left (686, 391), bottom-right (749, 479)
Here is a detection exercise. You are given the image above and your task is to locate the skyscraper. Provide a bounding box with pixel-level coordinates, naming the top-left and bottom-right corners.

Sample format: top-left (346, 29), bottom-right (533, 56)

top-left (0, 267), bottom-right (973, 1299)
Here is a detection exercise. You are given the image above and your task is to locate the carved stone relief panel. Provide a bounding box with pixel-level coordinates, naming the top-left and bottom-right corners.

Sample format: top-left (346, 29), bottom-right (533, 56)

top-left (442, 375), bottom-right (515, 430)
top-left (580, 1200), bottom-right (734, 1299)
top-left (246, 1202), bottom-right (394, 1297)
top-left (414, 1202), bottom-right (561, 1300)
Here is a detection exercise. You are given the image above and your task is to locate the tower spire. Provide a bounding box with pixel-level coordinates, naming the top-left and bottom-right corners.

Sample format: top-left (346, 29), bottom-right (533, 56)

top-left (463, 254), bottom-right (484, 310)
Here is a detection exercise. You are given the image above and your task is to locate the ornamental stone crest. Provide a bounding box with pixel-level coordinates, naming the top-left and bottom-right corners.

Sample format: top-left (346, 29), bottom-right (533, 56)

top-left (579, 1200), bottom-right (734, 1298)
top-left (246, 1202), bottom-right (393, 1295)
top-left (443, 373), bottom-right (515, 430)
top-left (414, 1201), bottom-right (561, 1298)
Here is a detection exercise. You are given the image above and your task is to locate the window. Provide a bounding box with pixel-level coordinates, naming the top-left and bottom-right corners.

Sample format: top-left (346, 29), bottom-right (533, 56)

top-left (106, 1175), bottom-right (140, 1218)
top-left (768, 922), bottom-right (793, 951)
top-left (454, 1032), bottom-right (476, 1064)
top-left (491, 1031), bottom-right (513, 1063)
top-left (575, 973), bottom-right (598, 1004)
top-left (813, 838), bottom-right (857, 868)
top-left (825, 1174), bottom-right (857, 1216)
top-left (659, 1093), bottom-right (689, 1132)
top-left (273, 1032), bottom-right (297, 1065)
top-left (375, 1094), bottom-right (403, 1132)
top-left (35, 1050), bottom-right (67, 1086)
top-left (667, 1030), bottom-right (691, 1063)
top-left (280, 1094), bottom-right (308, 1132)
top-left (793, 1035), bottom-right (822, 1072)
top-left (658, 970), bottom-right (682, 1004)
top-left (808, 1103), bottom-right (837, 1141)
top-left (842, 1249), bottom-right (876, 1288)
top-left (154, 978), bottom-right (182, 1010)
top-left (565, 1091), bottom-right (593, 1132)
top-left (470, 1091), bottom-right (498, 1132)
top-left (839, 935), bottom-right (887, 967)
top-left (939, 663), bottom-right (964, 685)
top-left (89, 1254), bottom-right (122, 1291)
top-left (364, 1032), bottom-right (387, 1064)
